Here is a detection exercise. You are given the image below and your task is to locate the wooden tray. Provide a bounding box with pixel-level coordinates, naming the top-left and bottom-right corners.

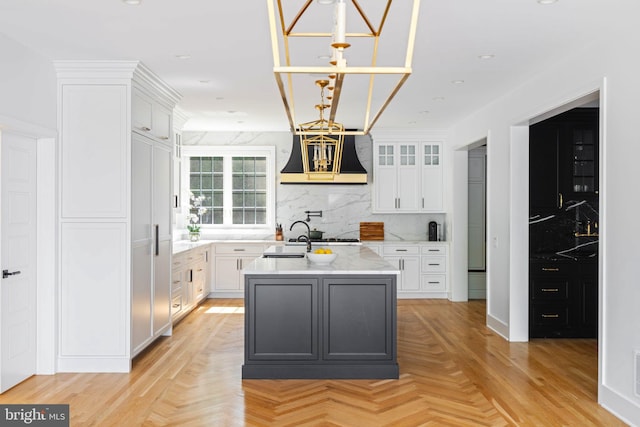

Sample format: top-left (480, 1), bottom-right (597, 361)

top-left (359, 222), bottom-right (384, 241)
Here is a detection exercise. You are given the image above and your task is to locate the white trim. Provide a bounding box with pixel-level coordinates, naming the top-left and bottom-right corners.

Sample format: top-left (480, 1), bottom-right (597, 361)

top-left (36, 138), bottom-right (57, 374)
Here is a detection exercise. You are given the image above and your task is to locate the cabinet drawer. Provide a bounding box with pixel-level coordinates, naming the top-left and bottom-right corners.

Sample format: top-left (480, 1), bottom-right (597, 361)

top-left (171, 294), bottom-right (183, 318)
top-left (421, 274), bottom-right (446, 291)
top-left (215, 244), bottom-right (265, 255)
top-left (531, 304), bottom-right (570, 327)
top-left (531, 278), bottom-right (569, 300)
top-left (421, 245), bottom-right (447, 256)
top-left (421, 256), bottom-right (446, 273)
top-left (531, 264), bottom-right (569, 275)
top-left (383, 245), bottom-right (420, 256)
top-left (172, 253), bottom-right (185, 270)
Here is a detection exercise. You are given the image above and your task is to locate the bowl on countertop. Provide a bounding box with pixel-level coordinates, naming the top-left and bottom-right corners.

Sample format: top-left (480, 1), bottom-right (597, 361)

top-left (307, 252), bottom-right (337, 264)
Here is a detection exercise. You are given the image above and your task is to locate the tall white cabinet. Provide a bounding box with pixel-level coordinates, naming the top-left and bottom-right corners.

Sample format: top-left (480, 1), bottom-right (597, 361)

top-left (372, 132), bottom-right (445, 213)
top-left (55, 61), bottom-right (181, 372)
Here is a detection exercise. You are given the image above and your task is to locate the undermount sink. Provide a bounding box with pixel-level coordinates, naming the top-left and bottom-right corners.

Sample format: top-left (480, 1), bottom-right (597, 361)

top-left (262, 253), bottom-right (305, 258)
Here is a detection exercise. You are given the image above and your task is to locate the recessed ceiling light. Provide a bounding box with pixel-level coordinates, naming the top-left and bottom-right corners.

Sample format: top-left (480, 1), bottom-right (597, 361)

top-left (317, 0), bottom-right (336, 4)
top-left (419, 110), bottom-right (429, 114)
top-left (215, 97), bottom-right (224, 101)
top-left (451, 80), bottom-right (465, 85)
top-left (199, 80), bottom-right (210, 84)
top-left (175, 54), bottom-right (191, 60)
top-left (317, 54), bottom-right (332, 60)
top-left (432, 96), bottom-right (445, 101)
top-left (122, 0), bottom-right (141, 4)
top-left (537, 0), bottom-right (558, 4)
top-left (478, 54), bottom-right (495, 60)
top-left (408, 121), bottom-right (417, 125)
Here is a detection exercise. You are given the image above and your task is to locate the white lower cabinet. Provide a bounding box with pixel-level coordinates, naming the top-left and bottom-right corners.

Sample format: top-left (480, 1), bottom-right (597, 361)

top-left (383, 245), bottom-right (421, 294)
top-left (211, 243), bottom-right (272, 297)
top-left (172, 244), bottom-right (211, 323)
top-left (379, 242), bottom-right (449, 299)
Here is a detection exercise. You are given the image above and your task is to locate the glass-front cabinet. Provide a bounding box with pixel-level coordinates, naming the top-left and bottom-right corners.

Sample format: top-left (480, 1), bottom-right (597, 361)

top-left (372, 135), bottom-right (444, 214)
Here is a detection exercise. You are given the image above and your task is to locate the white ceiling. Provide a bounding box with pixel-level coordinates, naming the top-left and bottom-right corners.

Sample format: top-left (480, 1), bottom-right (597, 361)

top-left (0, 0), bottom-right (617, 132)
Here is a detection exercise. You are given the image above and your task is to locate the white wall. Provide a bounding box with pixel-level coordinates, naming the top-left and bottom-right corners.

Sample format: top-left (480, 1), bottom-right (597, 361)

top-left (182, 131), bottom-right (448, 242)
top-left (0, 33), bottom-right (56, 130)
top-left (449, 14), bottom-right (640, 425)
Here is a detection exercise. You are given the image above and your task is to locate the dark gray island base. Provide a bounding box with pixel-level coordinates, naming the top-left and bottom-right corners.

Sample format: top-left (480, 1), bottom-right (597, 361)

top-left (242, 270), bottom-right (398, 379)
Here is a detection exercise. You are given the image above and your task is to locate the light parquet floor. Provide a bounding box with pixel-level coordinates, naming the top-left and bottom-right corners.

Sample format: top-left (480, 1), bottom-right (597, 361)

top-left (0, 299), bottom-right (626, 426)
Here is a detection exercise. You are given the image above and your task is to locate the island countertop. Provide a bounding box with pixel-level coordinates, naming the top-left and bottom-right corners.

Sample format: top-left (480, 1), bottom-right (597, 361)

top-left (244, 245), bottom-right (400, 276)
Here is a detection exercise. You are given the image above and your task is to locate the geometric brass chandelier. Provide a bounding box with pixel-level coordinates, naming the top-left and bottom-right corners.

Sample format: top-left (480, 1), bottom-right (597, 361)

top-left (266, 0), bottom-right (421, 136)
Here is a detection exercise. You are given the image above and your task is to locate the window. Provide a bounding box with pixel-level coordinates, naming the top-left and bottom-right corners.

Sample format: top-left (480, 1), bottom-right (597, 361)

top-left (182, 146), bottom-right (276, 231)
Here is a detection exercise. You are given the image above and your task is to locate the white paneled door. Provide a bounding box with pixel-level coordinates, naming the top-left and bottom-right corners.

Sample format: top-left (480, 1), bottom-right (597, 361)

top-left (0, 132), bottom-right (37, 392)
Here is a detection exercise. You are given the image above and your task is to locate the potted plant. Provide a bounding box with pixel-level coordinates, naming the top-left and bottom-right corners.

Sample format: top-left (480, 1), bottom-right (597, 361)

top-left (187, 193), bottom-right (207, 242)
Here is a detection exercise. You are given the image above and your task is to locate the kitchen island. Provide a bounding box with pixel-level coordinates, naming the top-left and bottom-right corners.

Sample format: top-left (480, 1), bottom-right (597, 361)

top-left (242, 245), bottom-right (400, 379)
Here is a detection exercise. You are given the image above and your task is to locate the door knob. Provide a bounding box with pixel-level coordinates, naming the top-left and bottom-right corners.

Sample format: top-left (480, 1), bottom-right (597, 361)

top-left (2, 270), bottom-right (21, 279)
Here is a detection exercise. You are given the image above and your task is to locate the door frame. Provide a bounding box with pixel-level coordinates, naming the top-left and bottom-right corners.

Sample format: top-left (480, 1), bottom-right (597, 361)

top-left (0, 116), bottom-right (57, 376)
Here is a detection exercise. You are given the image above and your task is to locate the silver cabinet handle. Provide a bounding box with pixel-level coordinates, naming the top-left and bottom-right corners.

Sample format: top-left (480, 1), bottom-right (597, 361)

top-left (141, 126), bottom-right (151, 132)
top-left (155, 224), bottom-right (159, 256)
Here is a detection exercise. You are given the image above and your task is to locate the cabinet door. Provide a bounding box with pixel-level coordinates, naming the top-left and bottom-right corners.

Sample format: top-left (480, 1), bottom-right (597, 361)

top-left (152, 142), bottom-right (173, 334)
top-left (421, 143), bottom-right (443, 212)
top-left (132, 88), bottom-right (153, 134)
top-left (384, 256), bottom-right (420, 292)
top-left (373, 144), bottom-right (397, 212)
top-left (323, 277), bottom-right (394, 361)
top-left (152, 103), bottom-right (172, 142)
top-left (396, 143), bottom-right (421, 211)
top-left (529, 121), bottom-right (561, 211)
top-left (246, 277), bottom-right (319, 361)
top-left (401, 256), bottom-right (421, 291)
top-left (153, 240), bottom-right (171, 335)
top-left (214, 257), bottom-right (241, 290)
top-left (131, 134), bottom-right (153, 351)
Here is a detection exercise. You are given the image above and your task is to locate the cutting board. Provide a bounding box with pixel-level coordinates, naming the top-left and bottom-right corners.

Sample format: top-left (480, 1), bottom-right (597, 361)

top-left (359, 222), bottom-right (384, 241)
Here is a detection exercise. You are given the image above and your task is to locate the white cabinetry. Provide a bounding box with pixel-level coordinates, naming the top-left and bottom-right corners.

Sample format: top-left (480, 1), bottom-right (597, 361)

top-left (373, 143), bottom-right (421, 212)
top-left (372, 134), bottom-right (445, 213)
top-left (378, 242), bottom-right (449, 299)
top-left (55, 61), bottom-right (180, 372)
top-left (383, 244), bottom-right (421, 293)
top-left (172, 244), bottom-right (211, 323)
top-left (212, 243), bottom-right (270, 297)
top-left (131, 133), bottom-right (173, 356)
top-left (420, 244), bottom-right (448, 298)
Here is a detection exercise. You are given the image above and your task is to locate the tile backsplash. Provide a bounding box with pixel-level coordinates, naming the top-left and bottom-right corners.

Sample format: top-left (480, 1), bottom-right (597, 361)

top-left (181, 131), bottom-right (446, 241)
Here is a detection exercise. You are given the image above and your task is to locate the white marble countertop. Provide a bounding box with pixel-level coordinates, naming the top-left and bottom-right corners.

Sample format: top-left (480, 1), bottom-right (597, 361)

top-left (244, 245), bottom-right (401, 275)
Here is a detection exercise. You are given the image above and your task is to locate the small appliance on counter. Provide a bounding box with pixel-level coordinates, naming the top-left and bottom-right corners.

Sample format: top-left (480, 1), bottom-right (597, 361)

top-left (428, 221), bottom-right (438, 241)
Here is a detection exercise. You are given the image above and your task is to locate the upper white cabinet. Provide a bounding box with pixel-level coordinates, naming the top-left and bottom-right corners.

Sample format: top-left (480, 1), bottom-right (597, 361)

top-left (132, 87), bottom-right (172, 142)
top-left (420, 143), bottom-right (444, 212)
top-left (372, 133), bottom-right (445, 214)
top-left (55, 60), bottom-right (181, 372)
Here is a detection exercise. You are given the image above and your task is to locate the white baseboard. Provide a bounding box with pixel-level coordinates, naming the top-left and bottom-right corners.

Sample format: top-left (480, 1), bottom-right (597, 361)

top-left (487, 313), bottom-right (509, 340)
top-left (57, 357), bottom-right (131, 373)
top-left (600, 383), bottom-right (640, 426)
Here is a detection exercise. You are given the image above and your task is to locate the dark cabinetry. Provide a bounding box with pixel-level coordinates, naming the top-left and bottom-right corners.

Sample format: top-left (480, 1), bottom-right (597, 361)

top-left (243, 274), bottom-right (398, 379)
top-left (529, 108), bottom-right (599, 211)
top-left (529, 261), bottom-right (597, 338)
top-left (529, 107), bottom-right (599, 339)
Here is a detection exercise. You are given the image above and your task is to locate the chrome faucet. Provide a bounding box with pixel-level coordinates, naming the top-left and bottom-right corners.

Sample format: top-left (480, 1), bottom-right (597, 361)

top-left (290, 220), bottom-right (312, 252)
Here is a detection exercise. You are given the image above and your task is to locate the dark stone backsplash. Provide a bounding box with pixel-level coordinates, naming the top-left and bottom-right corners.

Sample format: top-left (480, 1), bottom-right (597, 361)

top-left (529, 199), bottom-right (599, 261)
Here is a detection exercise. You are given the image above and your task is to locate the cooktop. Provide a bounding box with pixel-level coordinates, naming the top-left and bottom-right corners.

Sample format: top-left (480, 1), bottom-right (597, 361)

top-left (288, 238), bottom-right (360, 243)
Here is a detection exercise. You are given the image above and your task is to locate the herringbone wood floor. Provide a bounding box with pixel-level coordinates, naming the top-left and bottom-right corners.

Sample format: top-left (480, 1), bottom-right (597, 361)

top-left (0, 299), bottom-right (626, 426)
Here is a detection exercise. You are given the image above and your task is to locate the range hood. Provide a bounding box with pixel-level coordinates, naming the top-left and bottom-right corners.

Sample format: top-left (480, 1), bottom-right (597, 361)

top-left (280, 134), bottom-right (367, 184)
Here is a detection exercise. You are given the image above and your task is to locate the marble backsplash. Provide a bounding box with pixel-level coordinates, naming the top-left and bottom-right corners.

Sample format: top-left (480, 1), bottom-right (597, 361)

top-left (529, 199), bottom-right (599, 261)
top-left (180, 131), bottom-right (446, 242)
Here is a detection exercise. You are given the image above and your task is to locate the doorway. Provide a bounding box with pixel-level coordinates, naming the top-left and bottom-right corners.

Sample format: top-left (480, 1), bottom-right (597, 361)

top-left (468, 144), bottom-right (487, 299)
top-left (0, 131), bottom-right (37, 392)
